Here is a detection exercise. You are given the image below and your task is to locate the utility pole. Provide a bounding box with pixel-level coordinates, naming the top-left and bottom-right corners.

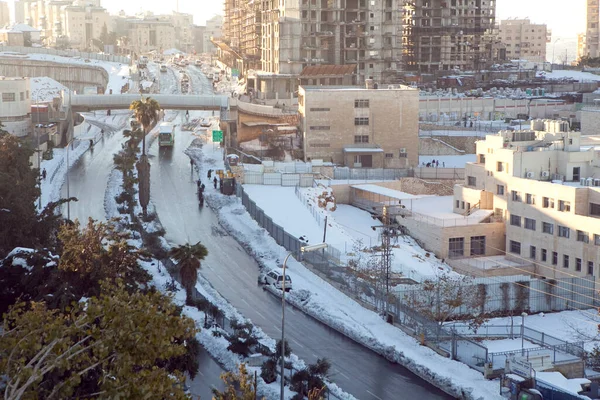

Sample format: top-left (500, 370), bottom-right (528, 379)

top-left (371, 205), bottom-right (398, 317)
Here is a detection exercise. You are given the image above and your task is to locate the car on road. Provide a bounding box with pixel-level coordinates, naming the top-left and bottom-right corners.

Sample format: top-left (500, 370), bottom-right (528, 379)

top-left (160, 65), bottom-right (168, 73)
top-left (195, 60), bottom-right (202, 66)
top-left (263, 269), bottom-right (292, 291)
top-left (199, 119), bottom-right (211, 127)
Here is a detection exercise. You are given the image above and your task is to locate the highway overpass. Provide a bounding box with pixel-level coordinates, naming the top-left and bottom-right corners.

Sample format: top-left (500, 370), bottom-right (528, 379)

top-left (70, 94), bottom-right (229, 112)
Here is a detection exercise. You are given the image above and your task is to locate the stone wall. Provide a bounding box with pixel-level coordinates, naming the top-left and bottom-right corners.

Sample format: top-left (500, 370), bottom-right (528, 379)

top-left (418, 136), bottom-right (479, 155)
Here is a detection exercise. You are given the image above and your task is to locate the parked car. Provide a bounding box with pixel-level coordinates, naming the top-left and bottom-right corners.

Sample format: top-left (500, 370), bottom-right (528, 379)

top-left (160, 65), bottom-right (168, 73)
top-left (199, 119), bottom-right (211, 127)
top-left (195, 60), bottom-right (202, 66)
top-left (263, 270), bottom-right (292, 292)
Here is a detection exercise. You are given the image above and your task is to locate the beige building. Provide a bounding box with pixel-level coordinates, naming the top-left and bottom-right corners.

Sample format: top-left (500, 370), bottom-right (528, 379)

top-left (453, 120), bottom-right (600, 279)
top-left (171, 12), bottom-right (194, 52)
top-left (63, 4), bottom-right (109, 50)
top-left (126, 18), bottom-right (175, 55)
top-left (0, 77), bottom-right (31, 138)
top-left (498, 19), bottom-right (550, 62)
top-left (299, 83), bottom-right (418, 168)
top-left (0, 1), bottom-right (9, 27)
top-left (586, 0), bottom-right (600, 58)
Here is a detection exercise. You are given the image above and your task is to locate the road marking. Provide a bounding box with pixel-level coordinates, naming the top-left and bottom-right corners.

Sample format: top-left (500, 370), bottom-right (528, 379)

top-left (366, 391), bottom-right (383, 400)
top-left (241, 298), bottom-right (250, 307)
top-left (216, 274), bottom-right (225, 283)
top-left (336, 370), bottom-right (350, 380)
top-left (273, 325), bottom-right (281, 333)
top-left (255, 310), bottom-right (267, 320)
top-left (291, 338), bottom-right (304, 349)
top-left (312, 353), bottom-right (318, 358)
top-left (197, 371), bottom-right (204, 377)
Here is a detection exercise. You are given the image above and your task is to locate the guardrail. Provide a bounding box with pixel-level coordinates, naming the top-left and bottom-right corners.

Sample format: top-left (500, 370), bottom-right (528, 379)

top-left (70, 94), bottom-right (229, 110)
top-left (0, 45), bottom-right (130, 64)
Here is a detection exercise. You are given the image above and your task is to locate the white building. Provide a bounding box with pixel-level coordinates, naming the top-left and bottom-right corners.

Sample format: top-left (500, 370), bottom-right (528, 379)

top-left (203, 15), bottom-right (222, 54)
top-left (498, 19), bottom-right (551, 62)
top-left (0, 1), bottom-right (10, 28)
top-left (0, 77), bottom-right (31, 138)
top-left (63, 3), bottom-right (110, 50)
top-left (452, 120), bottom-right (600, 279)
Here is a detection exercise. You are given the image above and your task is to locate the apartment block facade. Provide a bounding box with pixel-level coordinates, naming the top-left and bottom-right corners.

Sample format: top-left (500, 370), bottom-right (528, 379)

top-left (0, 1), bottom-right (10, 27)
top-left (586, 0), bottom-right (599, 58)
top-left (498, 19), bottom-right (550, 62)
top-left (298, 84), bottom-right (418, 168)
top-left (454, 120), bottom-right (600, 279)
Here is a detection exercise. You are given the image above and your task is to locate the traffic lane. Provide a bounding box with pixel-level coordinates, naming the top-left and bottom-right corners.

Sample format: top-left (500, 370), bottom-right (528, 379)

top-left (61, 129), bottom-right (125, 222)
top-left (149, 127), bottom-right (451, 400)
top-left (187, 346), bottom-right (225, 399)
top-left (187, 65), bottom-right (213, 95)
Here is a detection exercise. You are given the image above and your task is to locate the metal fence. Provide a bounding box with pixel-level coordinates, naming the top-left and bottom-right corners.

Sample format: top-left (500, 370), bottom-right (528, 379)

top-left (333, 167), bottom-right (410, 181)
top-left (244, 171), bottom-right (314, 187)
top-left (412, 167), bottom-right (465, 180)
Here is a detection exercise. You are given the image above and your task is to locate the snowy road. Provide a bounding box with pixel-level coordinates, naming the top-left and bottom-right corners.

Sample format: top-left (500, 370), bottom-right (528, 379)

top-left (148, 114), bottom-right (451, 400)
top-left (61, 115), bottom-right (127, 222)
top-left (186, 65), bottom-right (213, 95)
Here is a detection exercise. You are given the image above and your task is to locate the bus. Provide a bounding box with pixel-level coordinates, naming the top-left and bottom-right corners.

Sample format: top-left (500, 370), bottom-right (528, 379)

top-left (158, 122), bottom-right (175, 147)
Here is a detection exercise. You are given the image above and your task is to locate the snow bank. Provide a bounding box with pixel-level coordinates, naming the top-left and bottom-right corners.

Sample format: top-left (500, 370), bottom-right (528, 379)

top-left (30, 76), bottom-right (69, 102)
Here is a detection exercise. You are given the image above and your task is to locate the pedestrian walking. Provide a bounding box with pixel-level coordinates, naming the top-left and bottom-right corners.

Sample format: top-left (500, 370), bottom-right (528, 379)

top-left (197, 178), bottom-right (201, 190)
top-left (443, 162), bottom-right (445, 167)
top-left (213, 176), bottom-right (217, 189)
top-left (201, 183), bottom-right (205, 191)
top-left (42, 169), bottom-right (47, 180)
top-left (207, 169), bottom-right (212, 178)
top-left (436, 160), bottom-right (439, 168)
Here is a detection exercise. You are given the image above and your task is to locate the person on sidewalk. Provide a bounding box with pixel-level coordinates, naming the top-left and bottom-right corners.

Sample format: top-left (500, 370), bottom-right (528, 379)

top-left (42, 169), bottom-right (47, 180)
top-left (213, 176), bottom-right (217, 189)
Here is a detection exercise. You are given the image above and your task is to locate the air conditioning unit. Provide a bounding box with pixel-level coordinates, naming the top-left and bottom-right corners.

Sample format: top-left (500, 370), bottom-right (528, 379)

top-left (354, 163), bottom-right (362, 167)
top-left (581, 178), bottom-right (588, 186)
top-left (587, 177), bottom-right (594, 186)
top-left (594, 179), bottom-right (600, 187)
top-left (541, 171), bottom-right (550, 178)
top-left (526, 171), bottom-right (535, 179)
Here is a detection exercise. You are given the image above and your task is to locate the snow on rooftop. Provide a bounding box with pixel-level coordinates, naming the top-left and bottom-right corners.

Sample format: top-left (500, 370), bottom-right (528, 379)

top-left (350, 184), bottom-right (421, 200)
top-left (410, 195), bottom-right (493, 224)
top-left (535, 372), bottom-right (590, 395)
top-left (30, 76), bottom-right (69, 102)
top-left (343, 147), bottom-right (385, 153)
top-left (418, 154), bottom-right (477, 168)
top-left (538, 69), bottom-right (600, 82)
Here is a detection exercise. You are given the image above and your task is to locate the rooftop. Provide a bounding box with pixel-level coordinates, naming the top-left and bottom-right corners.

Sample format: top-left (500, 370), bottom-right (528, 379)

top-left (302, 85), bottom-right (414, 91)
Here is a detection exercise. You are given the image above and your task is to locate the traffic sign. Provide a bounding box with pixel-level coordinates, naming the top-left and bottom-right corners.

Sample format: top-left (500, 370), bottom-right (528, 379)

top-left (212, 130), bottom-right (223, 142)
top-left (231, 69), bottom-right (239, 77)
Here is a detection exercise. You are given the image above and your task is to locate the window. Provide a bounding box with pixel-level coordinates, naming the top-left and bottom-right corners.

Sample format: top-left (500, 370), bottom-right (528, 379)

top-left (310, 126), bottom-right (330, 130)
top-left (563, 254), bottom-right (569, 269)
top-left (526, 193), bottom-right (535, 205)
top-left (588, 261), bottom-right (594, 275)
top-left (385, 153), bottom-right (394, 158)
top-left (509, 240), bottom-right (521, 254)
top-left (541, 248), bottom-right (547, 262)
top-left (558, 200), bottom-right (571, 212)
top-left (470, 236), bottom-right (485, 256)
top-left (530, 245), bottom-right (536, 260)
top-left (20, 92), bottom-right (24, 101)
top-left (461, 201), bottom-right (465, 209)
top-left (455, 200), bottom-right (460, 208)
top-left (590, 203), bottom-right (600, 217)
top-left (467, 176), bottom-right (476, 186)
top-left (524, 218), bottom-right (536, 230)
top-left (497, 185), bottom-right (505, 195)
top-left (576, 258), bottom-right (582, 272)
top-left (510, 214), bottom-right (521, 227)
top-left (354, 99), bottom-right (369, 108)
top-left (542, 222), bottom-right (553, 234)
top-left (595, 234), bottom-right (600, 246)
top-left (309, 107), bottom-right (330, 111)
top-left (543, 197), bottom-right (552, 208)
top-left (552, 251), bottom-right (558, 265)
top-left (577, 230), bottom-right (589, 243)
top-left (354, 135), bottom-right (369, 143)
top-left (26, 90), bottom-right (29, 99)
top-left (448, 237), bottom-right (465, 257)
top-left (511, 191), bottom-right (522, 202)
top-left (558, 226), bottom-right (570, 238)
top-left (497, 161), bottom-right (504, 172)
top-left (2, 93), bottom-right (15, 102)
top-left (354, 117), bottom-right (369, 125)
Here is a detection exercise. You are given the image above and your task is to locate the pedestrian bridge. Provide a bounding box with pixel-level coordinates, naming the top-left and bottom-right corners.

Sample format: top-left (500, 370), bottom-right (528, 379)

top-left (70, 94), bottom-right (229, 112)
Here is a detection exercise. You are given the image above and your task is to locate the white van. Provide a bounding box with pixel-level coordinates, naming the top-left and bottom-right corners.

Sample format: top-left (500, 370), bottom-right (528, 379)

top-left (160, 65), bottom-right (168, 73)
top-left (264, 270), bottom-right (292, 291)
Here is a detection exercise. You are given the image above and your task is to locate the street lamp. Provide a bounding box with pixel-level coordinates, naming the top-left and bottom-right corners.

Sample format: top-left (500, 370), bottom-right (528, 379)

top-left (520, 312), bottom-right (528, 356)
top-left (551, 38), bottom-right (561, 70)
top-left (280, 243), bottom-right (328, 400)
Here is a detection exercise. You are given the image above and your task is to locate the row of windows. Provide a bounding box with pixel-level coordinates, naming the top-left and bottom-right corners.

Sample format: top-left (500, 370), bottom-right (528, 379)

top-left (509, 190), bottom-right (574, 213)
top-left (509, 241), bottom-right (595, 275)
top-left (355, 117), bottom-right (369, 126)
top-left (448, 236), bottom-right (486, 257)
top-left (309, 143), bottom-right (330, 148)
top-left (354, 99), bottom-right (369, 108)
top-left (510, 215), bottom-right (600, 244)
top-left (309, 107), bottom-right (330, 112)
top-left (309, 126), bottom-right (330, 130)
top-left (1, 91), bottom-right (29, 102)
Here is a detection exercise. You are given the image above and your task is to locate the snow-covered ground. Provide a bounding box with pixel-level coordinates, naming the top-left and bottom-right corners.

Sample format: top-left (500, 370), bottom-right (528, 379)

top-left (30, 76), bottom-right (69, 102)
top-left (487, 309), bottom-right (600, 352)
top-left (418, 154), bottom-right (477, 168)
top-left (184, 130), bottom-right (504, 399)
top-left (538, 69), bottom-right (600, 82)
top-left (0, 52), bottom-right (133, 95)
top-left (420, 130), bottom-right (489, 137)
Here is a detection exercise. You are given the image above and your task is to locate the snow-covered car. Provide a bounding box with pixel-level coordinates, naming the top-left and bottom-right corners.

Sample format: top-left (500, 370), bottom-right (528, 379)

top-left (160, 65), bottom-right (168, 73)
top-left (263, 270), bottom-right (292, 292)
top-left (199, 119), bottom-right (211, 127)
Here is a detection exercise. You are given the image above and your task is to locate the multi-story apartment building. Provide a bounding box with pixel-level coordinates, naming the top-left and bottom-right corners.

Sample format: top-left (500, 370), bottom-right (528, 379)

top-left (14, 0), bottom-right (109, 50)
top-left (125, 17), bottom-right (175, 55)
top-left (0, 1), bottom-right (10, 27)
top-left (171, 12), bottom-right (194, 52)
top-left (401, 0), bottom-right (497, 72)
top-left (203, 15), bottom-right (223, 53)
top-left (586, 0), bottom-right (599, 58)
top-left (0, 77), bottom-right (31, 138)
top-left (298, 83), bottom-right (418, 168)
top-left (498, 19), bottom-right (550, 62)
top-left (453, 120), bottom-right (600, 279)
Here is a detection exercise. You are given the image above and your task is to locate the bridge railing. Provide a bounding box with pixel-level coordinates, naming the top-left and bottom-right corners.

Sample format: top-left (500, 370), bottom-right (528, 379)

top-left (70, 94), bottom-right (230, 109)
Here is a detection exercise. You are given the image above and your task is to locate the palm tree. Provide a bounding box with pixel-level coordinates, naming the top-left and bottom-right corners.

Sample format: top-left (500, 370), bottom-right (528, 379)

top-left (129, 97), bottom-right (161, 216)
top-left (129, 97), bottom-right (160, 156)
top-left (169, 242), bottom-right (208, 301)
